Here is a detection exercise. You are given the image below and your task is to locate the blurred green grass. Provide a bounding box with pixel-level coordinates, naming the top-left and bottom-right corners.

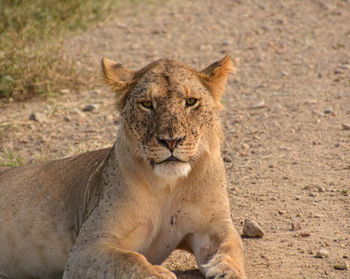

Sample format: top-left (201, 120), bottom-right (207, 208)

top-left (0, 0), bottom-right (122, 100)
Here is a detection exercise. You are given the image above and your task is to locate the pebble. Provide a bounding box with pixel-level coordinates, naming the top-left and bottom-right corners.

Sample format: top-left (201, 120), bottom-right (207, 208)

top-left (29, 112), bottom-right (46, 123)
top-left (242, 143), bottom-right (250, 150)
top-left (60, 89), bottom-right (70, 94)
top-left (130, 44), bottom-right (139, 50)
top-left (342, 123), bottom-right (350, 130)
top-left (315, 248), bottom-right (329, 258)
top-left (298, 232), bottom-right (311, 238)
top-left (333, 262), bottom-right (349, 270)
top-left (89, 89), bottom-right (102, 95)
top-left (223, 156), bottom-right (232, 162)
top-left (291, 221), bottom-right (301, 231)
top-left (305, 99), bottom-right (317, 105)
top-left (249, 100), bottom-right (265, 109)
top-left (318, 186), bottom-right (325, 192)
top-left (324, 107), bottom-right (333, 114)
top-left (242, 219), bottom-right (264, 238)
top-left (222, 40), bottom-right (230, 46)
top-left (278, 210), bottom-right (285, 215)
top-left (312, 140), bottom-right (321, 145)
top-left (63, 116), bottom-right (71, 122)
top-left (82, 104), bottom-right (98, 112)
top-left (313, 213), bottom-right (323, 218)
top-left (339, 64), bottom-right (350, 70)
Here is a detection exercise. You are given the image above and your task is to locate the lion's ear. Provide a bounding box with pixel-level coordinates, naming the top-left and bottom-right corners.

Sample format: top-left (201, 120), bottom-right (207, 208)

top-left (101, 57), bottom-right (136, 109)
top-left (199, 55), bottom-right (234, 109)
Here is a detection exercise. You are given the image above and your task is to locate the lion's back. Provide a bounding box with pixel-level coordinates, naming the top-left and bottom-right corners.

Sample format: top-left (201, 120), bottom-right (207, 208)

top-left (0, 148), bottom-right (111, 279)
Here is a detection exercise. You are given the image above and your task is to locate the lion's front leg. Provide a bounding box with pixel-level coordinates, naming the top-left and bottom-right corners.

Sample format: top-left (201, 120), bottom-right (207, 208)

top-left (63, 237), bottom-right (176, 279)
top-left (187, 221), bottom-right (246, 279)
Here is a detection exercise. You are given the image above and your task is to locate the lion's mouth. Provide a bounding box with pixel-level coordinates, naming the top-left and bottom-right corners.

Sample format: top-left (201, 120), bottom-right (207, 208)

top-left (155, 155), bottom-right (186, 164)
top-left (152, 156), bottom-right (191, 178)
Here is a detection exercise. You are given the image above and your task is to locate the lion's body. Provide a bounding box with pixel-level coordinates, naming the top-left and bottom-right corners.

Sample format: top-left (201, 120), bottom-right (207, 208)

top-left (0, 149), bottom-right (109, 278)
top-left (0, 57), bottom-right (246, 279)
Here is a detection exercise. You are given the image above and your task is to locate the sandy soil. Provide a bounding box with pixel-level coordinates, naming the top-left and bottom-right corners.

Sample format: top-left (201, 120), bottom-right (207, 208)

top-left (0, 0), bottom-right (349, 278)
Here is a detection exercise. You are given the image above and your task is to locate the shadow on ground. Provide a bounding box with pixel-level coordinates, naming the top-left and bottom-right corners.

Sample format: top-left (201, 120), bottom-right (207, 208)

top-left (174, 269), bottom-right (203, 279)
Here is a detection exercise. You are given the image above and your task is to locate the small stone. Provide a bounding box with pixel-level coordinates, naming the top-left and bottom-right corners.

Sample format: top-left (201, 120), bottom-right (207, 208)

top-left (312, 140), bottom-right (321, 145)
top-left (29, 112), bottom-right (46, 123)
top-left (324, 107), bottom-right (333, 114)
top-left (63, 116), bottom-right (71, 122)
top-left (295, 196), bottom-right (301, 200)
top-left (82, 104), bottom-right (98, 112)
top-left (222, 40), bottom-right (230, 46)
top-left (130, 44), bottom-right (139, 50)
top-left (116, 22), bottom-right (127, 28)
top-left (291, 221), bottom-right (301, 231)
top-left (305, 99), bottom-right (317, 105)
top-left (223, 156), bottom-right (232, 163)
top-left (60, 89), bottom-right (70, 94)
top-left (309, 192), bottom-right (319, 197)
top-left (242, 143), bottom-right (250, 150)
top-left (242, 219), bottom-right (264, 238)
top-left (313, 213), bottom-right (323, 218)
top-left (333, 262), bottom-right (348, 270)
top-left (89, 89), bottom-right (102, 95)
top-left (339, 64), bottom-right (350, 70)
top-left (315, 248), bottom-right (329, 258)
top-left (298, 232), bottom-right (311, 238)
top-left (342, 123), bottom-right (350, 130)
top-left (249, 100), bottom-right (265, 109)
top-left (318, 186), bottom-right (326, 192)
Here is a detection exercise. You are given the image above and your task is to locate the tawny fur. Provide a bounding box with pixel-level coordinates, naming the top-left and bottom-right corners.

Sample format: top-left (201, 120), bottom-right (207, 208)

top-left (0, 56), bottom-right (246, 279)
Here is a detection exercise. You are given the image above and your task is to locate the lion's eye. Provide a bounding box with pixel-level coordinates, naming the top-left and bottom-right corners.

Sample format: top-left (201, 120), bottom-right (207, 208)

top-left (141, 101), bottom-right (153, 109)
top-left (186, 98), bottom-right (198, 107)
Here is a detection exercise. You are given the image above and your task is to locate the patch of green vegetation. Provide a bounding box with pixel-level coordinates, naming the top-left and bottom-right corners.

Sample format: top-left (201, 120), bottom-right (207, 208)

top-left (0, 150), bottom-right (24, 167)
top-left (340, 189), bottom-right (348, 196)
top-left (0, 0), bottom-right (120, 100)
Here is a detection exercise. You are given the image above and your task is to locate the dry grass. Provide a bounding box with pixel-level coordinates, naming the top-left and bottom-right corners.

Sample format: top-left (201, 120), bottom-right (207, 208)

top-left (0, 0), bottom-right (123, 101)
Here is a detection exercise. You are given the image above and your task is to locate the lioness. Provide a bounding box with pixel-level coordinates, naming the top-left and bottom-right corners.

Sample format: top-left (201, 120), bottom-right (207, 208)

top-left (0, 56), bottom-right (246, 279)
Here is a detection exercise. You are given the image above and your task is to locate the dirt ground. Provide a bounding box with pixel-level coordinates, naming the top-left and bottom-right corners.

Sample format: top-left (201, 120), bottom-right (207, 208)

top-left (0, 0), bottom-right (349, 278)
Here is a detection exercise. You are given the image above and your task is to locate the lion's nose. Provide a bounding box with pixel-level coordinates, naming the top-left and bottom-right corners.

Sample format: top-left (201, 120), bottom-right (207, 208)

top-left (157, 137), bottom-right (184, 152)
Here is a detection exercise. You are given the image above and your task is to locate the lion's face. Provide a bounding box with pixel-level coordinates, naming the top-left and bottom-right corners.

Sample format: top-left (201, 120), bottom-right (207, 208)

top-left (122, 63), bottom-right (216, 178)
top-left (102, 57), bottom-right (233, 178)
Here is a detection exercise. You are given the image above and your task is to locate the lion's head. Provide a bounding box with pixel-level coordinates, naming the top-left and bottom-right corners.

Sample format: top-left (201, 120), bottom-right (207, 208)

top-left (102, 56), bottom-right (233, 179)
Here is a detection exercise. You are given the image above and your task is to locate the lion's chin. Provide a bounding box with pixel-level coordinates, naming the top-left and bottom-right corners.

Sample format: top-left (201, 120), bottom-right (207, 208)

top-left (153, 161), bottom-right (191, 179)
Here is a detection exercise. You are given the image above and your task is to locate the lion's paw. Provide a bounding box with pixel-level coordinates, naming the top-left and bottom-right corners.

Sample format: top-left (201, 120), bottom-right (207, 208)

top-left (202, 255), bottom-right (245, 279)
